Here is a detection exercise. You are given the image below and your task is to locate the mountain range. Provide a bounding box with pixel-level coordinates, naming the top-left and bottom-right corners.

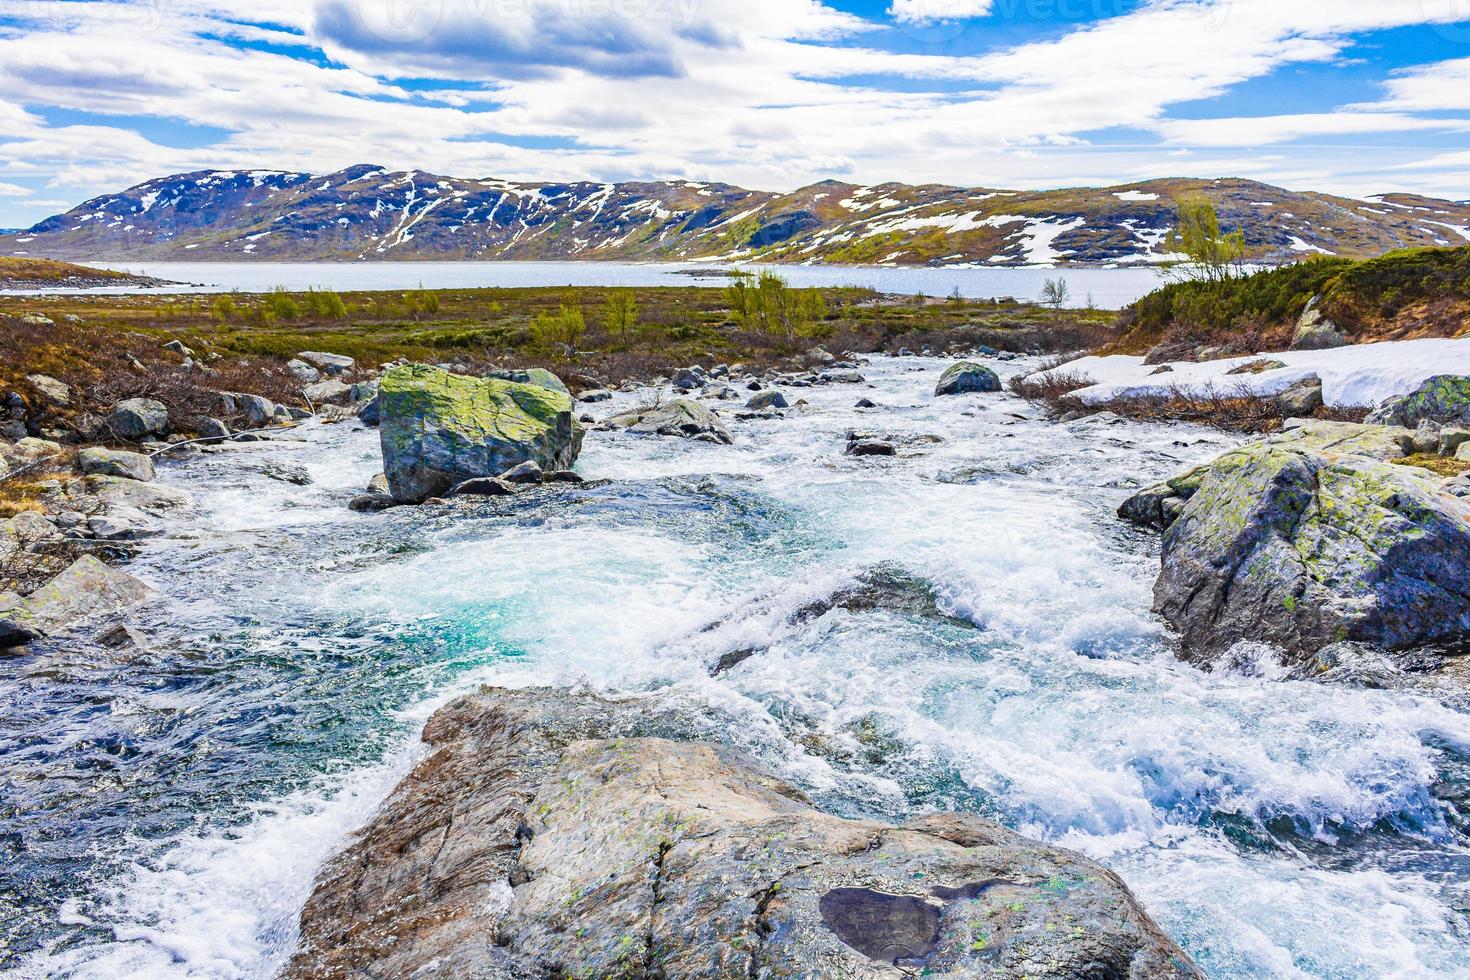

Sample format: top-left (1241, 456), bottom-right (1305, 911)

top-left (3, 164), bottom-right (1468, 267)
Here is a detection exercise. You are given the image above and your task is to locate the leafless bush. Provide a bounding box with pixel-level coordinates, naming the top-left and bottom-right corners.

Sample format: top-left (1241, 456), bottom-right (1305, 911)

top-left (1008, 369), bottom-right (1098, 403)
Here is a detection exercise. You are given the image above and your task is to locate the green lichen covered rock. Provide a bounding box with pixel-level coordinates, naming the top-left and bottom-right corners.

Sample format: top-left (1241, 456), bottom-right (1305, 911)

top-left (935, 362), bottom-right (1001, 397)
top-left (1367, 375), bottom-right (1470, 428)
top-left (1156, 442), bottom-right (1470, 664)
top-left (379, 365), bottom-right (583, 503)
top-left (1270, 419), bottom-right (1415, 460)
top-left (1118, 421), bottom-right (1412, 534)
top-left (487, 368), bottom-right (570, 396)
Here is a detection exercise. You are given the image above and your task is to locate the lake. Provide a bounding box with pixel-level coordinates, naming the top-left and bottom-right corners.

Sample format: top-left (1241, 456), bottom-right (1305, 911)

top-left (36, 261), bottom-right (1168, 309)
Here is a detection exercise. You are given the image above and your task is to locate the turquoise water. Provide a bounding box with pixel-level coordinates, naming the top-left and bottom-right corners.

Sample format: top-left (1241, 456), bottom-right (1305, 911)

top-left (3, 357), bottom-right (1469, 978)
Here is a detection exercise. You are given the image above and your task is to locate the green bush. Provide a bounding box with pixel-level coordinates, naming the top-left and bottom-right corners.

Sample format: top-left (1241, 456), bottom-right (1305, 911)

top-left (304, 288), bottom-right (347, 319)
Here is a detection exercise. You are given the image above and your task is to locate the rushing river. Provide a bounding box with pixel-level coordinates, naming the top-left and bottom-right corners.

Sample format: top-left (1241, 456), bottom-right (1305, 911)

top-left (3, 357), bottom-right (1469, 979)
top-left (10, 261), bottom-right (1167, 309)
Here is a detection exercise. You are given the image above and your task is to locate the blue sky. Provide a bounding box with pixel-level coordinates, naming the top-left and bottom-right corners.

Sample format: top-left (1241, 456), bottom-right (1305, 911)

top-left (0, 0), bottom-right (1467, 227)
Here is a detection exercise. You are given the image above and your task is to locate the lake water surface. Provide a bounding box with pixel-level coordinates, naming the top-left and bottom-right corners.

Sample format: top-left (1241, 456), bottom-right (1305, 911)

top-left (26, 261), bottom-right (1167, 308)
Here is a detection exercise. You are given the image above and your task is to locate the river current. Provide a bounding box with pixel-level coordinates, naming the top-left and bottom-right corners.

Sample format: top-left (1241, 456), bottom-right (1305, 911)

top-left (3, 356), bottom-right (1469, 978)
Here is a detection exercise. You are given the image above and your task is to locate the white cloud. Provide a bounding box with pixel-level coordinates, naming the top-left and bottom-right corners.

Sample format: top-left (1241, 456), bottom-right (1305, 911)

top-left (0, 181), bottom-right (30, 196)
top-left (888, 0), bottom-right (993, 25)
top-left (0, 0), bottom-right (1468, 224)
top-left (1360, 58), bottom-right (1470, 112)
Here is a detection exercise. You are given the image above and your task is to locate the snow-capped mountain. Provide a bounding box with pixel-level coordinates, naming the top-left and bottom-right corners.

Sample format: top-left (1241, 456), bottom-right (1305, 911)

top-left (4, 165), bottom-right (1468, 266)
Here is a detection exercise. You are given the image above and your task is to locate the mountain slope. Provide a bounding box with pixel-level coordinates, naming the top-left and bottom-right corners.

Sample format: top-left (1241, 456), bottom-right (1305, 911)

top-left (4, 165), bottom-right (1468, 267)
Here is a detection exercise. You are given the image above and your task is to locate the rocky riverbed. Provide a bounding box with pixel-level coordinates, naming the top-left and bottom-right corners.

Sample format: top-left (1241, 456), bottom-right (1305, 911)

top-left (3, 356), bottom-right (1470, 978)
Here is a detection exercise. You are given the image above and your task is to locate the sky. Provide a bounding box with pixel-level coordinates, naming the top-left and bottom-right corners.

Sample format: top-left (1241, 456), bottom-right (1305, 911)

top-left (0, 0), bottom-right (1468, 228)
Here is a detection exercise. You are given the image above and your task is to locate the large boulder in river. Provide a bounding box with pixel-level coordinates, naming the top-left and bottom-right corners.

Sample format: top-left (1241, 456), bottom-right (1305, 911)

top-left (1366, 375), bottom-right (1470, 428)
top-left (379, 364), bottom-right (583, 503)
top-left (1268, 418), bottom-right (1414, 460)
top-left (607, 399), bottom-right (734, 444)
top-left (1153, 442), bottom-right (1470, 664)
top-left (935, 362), bottom-right (1001, 397)
top-left (285, 687), bottom-right (1199, 980)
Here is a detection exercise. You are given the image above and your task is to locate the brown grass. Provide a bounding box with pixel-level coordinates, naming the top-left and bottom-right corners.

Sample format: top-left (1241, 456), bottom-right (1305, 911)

top-left (1395, 454), bottom-right (1470, 478)
top-left (1007, 369), bottom-right (1097, 403)
top-left (0, 256), bottom-right (130, 283)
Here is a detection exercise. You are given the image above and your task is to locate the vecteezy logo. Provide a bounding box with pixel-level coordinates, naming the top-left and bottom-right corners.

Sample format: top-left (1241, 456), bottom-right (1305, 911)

top-left (355, 0), bottom-right (445, 43)
top-left (1424, 0), bottom-right (1470, 43)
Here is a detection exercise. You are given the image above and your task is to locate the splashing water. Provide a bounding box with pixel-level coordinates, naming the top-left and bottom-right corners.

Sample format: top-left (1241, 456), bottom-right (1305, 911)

top-left (3, 356), bottom-right (1469, 979)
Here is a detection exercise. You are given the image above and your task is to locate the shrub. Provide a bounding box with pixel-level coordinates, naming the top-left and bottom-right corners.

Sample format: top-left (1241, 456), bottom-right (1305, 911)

top-left (264, 286), bottom-right (299, 322)
top-left (304, 288), bottom-right (347, 319)
top-left (210, 295), bottom-right (237, 324)
top-left (531, 304), bottom-right (586, 349)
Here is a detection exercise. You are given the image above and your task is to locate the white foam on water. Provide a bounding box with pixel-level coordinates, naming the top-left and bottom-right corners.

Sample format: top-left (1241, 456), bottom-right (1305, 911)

top-left (15, 355), bottom-right (1470, 979)
top-left (12, 705), bottom-right (433, 980)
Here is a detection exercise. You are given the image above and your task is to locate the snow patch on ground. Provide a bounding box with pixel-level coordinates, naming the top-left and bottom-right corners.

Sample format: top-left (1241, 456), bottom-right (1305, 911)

top-left (1287, 236), bottom-right (1334, 255)
top-left (1028, 339), bottom-right (1470, 409)
top-left (1014, 216), bottom-right (1085, 266)
top-left (1115, 191), bottom-right (1159, 202)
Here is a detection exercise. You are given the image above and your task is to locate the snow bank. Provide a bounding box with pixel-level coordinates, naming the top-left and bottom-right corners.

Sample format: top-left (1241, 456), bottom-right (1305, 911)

top-left (1028, 338), bottom-right (1470, 409)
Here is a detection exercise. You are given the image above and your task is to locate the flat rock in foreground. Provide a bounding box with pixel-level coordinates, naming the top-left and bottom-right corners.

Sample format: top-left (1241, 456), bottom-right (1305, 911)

top-left (287, 688), bottom-right (1198, 979)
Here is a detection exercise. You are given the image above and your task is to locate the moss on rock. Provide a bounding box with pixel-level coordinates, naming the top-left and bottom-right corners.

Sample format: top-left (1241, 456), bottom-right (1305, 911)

top-left (379, 364), bottom-right (583, 502)
top-left (1155, 440), bottom-right (1470, 665)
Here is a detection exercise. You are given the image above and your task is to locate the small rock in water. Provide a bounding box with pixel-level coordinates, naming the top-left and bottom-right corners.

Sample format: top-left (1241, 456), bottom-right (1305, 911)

top-left (349, 493), bottom-right (398, 513)
top-left (0, 618), bottom-right (38, 650)
top-left (578, 389), bottom-right (613, 403)
top-left (447, 477), bottom-right (518, 498)
top-left (855, 397), bottom-right (877, 408)
top-left (547, 471), bottom-right (584, 484)
top-left (253, 461), bottom-right (314, 486)
top-left (746, 390), bottom-right (789, 411)
top-left (935, 363), bottom-right (1001, 397)
top-left (847, 440), bottom-right (897, 457)
top-left (500, 461), bottom-right (544, 485)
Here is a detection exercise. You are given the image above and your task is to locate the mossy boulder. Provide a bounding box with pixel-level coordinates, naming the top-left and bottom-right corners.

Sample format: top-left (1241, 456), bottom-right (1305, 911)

top-left (1119, 421), bottom-right (1412, 534)
top-left (1367, 375), bottom-right (1470, 428)
top-left (935, 362), bottom-right (1001, 397)
top-left (1155, 442), bottom-right (1470, 665)
top-left (379, 365), bottom-right (584, 503)
top-left (487, 368), bottom-right (570, 396)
